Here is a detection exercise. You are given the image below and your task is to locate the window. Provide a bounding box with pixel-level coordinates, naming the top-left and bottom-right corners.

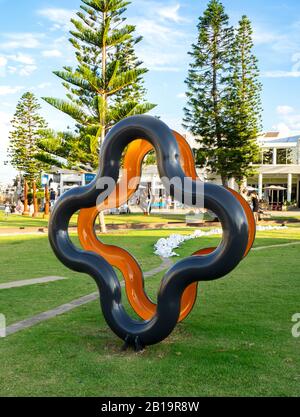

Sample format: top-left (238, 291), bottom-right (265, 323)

top-left (276, 148), bottom-right (296, 165)
top-left (261, 149), bottom-right (273, 165)
top-left (277, 149), bottom-right (286, 164)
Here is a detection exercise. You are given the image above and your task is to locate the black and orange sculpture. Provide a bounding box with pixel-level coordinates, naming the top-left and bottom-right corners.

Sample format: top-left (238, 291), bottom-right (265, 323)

top-left (49, 115), bottom-right (255, 350)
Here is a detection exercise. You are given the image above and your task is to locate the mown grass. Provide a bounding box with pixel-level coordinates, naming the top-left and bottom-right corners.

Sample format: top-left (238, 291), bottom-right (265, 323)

top-left (0, 227), bottom-right (300, 397)
top-left (0, 211), bottom-right (186, 229)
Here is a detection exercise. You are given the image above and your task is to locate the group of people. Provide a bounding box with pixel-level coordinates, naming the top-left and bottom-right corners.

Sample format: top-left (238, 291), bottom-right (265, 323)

top-left (3, 188), bottom-right (58, 218)
top-left (4, 201), bottom-right (23, 216)
top-left (241, 188), bottom-right (260, 223)
top-left (4, 200), bottom-right (26, 217)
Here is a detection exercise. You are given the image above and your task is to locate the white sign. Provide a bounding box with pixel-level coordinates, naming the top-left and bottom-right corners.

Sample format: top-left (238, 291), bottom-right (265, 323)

top-left (0, 314), bottom-right (6, 338)
top-left (292, 313), bottom-right (300, 338)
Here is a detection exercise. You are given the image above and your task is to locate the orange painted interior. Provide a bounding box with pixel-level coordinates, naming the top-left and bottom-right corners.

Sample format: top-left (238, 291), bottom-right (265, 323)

top-left (78, 131), bottom-right (255, 322)
top-left (192, 188), bottom-right (256, 258)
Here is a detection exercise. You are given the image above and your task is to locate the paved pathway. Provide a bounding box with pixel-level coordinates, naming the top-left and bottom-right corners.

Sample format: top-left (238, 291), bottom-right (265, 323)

top-left (252, 241), bottom-right (300, 251)
top-left (4, 241), bottom-right (300, 337)
top-left (5, 258), bottom-right (173, 336)
top-left (0, 276), bottom-right (66, 290)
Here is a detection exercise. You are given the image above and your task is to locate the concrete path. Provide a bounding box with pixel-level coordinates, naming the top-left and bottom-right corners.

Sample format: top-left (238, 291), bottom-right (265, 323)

top-left (252, 241), bottom-right (300, 251)
top-left (5, 241), bottom-right (300, 337)
top-left (6, 293), bottom-right (98, 336)
top-left (5, 258), bottom-right (173, 336)
top-left (0, 227), bottom-right (47, 237)
top-left (0, 276), bottom-right (66, 290)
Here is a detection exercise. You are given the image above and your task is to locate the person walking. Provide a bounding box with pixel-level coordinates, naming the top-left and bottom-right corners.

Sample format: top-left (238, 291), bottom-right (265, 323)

top-left (50, 189), bottom-right (56, 209)
top-left (146, 188), bottom-right (153, 216)
top-left (251, 192), bottom-right (259, 223)
top-left (4, 202), bottom-right (10, 218)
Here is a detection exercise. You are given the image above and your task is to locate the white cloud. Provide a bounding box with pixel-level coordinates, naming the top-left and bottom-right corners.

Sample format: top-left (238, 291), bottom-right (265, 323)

top-left (0, 56), bottom-right (7, 76)
top-left (42, 49), bottom-right (62, 58)
top-left (177, 92), bottom-right (186, 99)
top-left (272, 123), bottom-right (293, 137)
top-left (159, 114), bottom-right (184, 134)
top-left (8, 53), bottom-right (35, 65)
top-left (252, 23), bottom-right (300, 55)
top-left (0, 85), bottom-right (23, 96)
top-left (252, 27), bottom-right (282, 46)
top-left (19, 65), bottom-right (37, 77)
top-left (37, 82), bottom-right (52, 89)
top-left (125, 0), bottom-right (191, 73)
top-left (37, 8), bottom-right (76, 31)
top-left (7, 66), bottom-right (17, 74)
top-left (277, 105), bottom-right (294, 115)
top-left (264, 70), bottom-right (300, 78)
top-left (0, 33), bottom-right (42, 50)
top-left (0, 111), bottom-right (11, 160)
top-left (132, 17), bottom-right (189, 72)
top-left (157, 4), bottom-right (187, 23)
top-left (273, 105), bottom-right (300, 135)
top-left (0, 110), bottom-right (17, 183)
top-left (0, 53), bottom-right (37, 77)
top-left (264, 52), bottom-right (300, 78)
top-left (0, 111), bottom-right (10, 130)
top-left (0, 56), bottom-right (7, 67)
top-left (135, 19), bottom-right (185, 43)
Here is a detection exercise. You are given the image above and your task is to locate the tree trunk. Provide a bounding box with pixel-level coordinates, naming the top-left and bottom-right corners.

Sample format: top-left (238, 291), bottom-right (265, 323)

top-left (221, 175), bottom-right (229, 187)
top-left (44, 185), bottom-right (50, 217)
top-left (98, 9), bottom-right (108, 234)
top-left (239, 178), bottom-right (247, 194)
top-left (23, 180), bottom-right (29, 216)
top-left (32, 180), bottom-right (38, 217)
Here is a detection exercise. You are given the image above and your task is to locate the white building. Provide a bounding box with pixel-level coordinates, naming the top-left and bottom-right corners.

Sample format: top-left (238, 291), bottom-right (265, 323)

top-left (248, 132), bottom-right (300, 207)
top-left (43, 169), bottom-right (96, 197)
top-left (43, 131), bottom-right (300, 210)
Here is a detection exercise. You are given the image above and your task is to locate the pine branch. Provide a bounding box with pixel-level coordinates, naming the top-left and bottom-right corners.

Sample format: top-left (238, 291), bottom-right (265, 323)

top-left (42, 97), bottom-right (89, 124)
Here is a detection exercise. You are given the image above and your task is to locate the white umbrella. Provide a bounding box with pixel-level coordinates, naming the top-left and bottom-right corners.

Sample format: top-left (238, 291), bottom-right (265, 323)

top-left (246, 186), bottom-right (258, 192)
top-left (264, 186), bottom-right (287, 207)
top-left (264, 185), bottom-right (287, 191)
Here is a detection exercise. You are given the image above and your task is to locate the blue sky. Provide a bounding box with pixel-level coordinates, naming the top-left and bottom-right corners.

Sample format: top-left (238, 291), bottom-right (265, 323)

top-left (1, 0), bottom-right (300, 182)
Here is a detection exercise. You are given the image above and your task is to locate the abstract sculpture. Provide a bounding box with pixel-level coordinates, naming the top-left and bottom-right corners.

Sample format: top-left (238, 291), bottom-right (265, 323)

top-left (49, 115), bottom-right (255, 350)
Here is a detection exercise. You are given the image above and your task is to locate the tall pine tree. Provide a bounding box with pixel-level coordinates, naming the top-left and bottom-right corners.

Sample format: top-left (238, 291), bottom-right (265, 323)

top-left (8, 92), bottom-right (48, 215)
top-left (224, 15), bottom-right (261, 185)
top-left (115, 35), bottom-right (147, 105)
top-left (42, 0), bottom-right (155, 169)
top-left (183, 0), bottom-right (234, 186)
top-left (41, 0), bottom-right (155, 231)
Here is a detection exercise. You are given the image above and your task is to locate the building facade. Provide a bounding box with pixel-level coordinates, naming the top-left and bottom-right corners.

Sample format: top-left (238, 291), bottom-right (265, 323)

top-left (248, 132), bottom-right (300, 207)
top-left (42, 131), bottom-right (300, 210)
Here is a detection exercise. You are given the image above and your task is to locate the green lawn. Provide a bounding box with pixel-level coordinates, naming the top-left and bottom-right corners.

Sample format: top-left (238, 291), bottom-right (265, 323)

top-left (2, 210), bottom-right (300, 231)
top-left (0, 227), bottom-right (300, 396)
top-left (0, 211), bottom-right (186, 229)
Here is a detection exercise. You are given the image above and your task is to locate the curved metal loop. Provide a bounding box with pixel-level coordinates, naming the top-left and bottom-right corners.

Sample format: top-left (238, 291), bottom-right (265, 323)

top-left (48, 115), bottom-right (250, 347)
top-left (77, 132), bottom-right (256, 323)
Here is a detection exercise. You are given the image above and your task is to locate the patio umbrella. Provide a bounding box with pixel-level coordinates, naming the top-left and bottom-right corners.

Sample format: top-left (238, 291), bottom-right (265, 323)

top-left (264, 186), bottom-right (287, 207)
top-left (246, 186), bottom-right (258, 192)
top-left (264, 186), bottom-right (287, 191)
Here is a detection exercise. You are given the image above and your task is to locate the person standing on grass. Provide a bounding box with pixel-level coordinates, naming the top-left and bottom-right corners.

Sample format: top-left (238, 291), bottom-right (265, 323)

top-left (241, 188), bottom-right (249, 202)
top-left (251, 192), bottom-right (259, 223)
top-left (50, 189), bottom-right (56, 209)
top-left (146, 187), bottom-right (153, 216)
top-left (4, 202), bottom-right (10, 218)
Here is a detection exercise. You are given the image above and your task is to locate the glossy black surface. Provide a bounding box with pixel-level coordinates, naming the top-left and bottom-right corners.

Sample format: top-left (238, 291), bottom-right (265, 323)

top-left (48, 115), bottom-right (248, 348)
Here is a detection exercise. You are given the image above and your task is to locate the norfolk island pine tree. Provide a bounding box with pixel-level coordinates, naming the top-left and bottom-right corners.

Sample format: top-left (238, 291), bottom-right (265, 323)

top-left (183, 0), bottom-right (261, 187)
top-left (8, 92), bottom-right (49, 216)
top-left (224, 15), bottom-right (261, 187)
top-left (41, 0), bottom-right (156, 231)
